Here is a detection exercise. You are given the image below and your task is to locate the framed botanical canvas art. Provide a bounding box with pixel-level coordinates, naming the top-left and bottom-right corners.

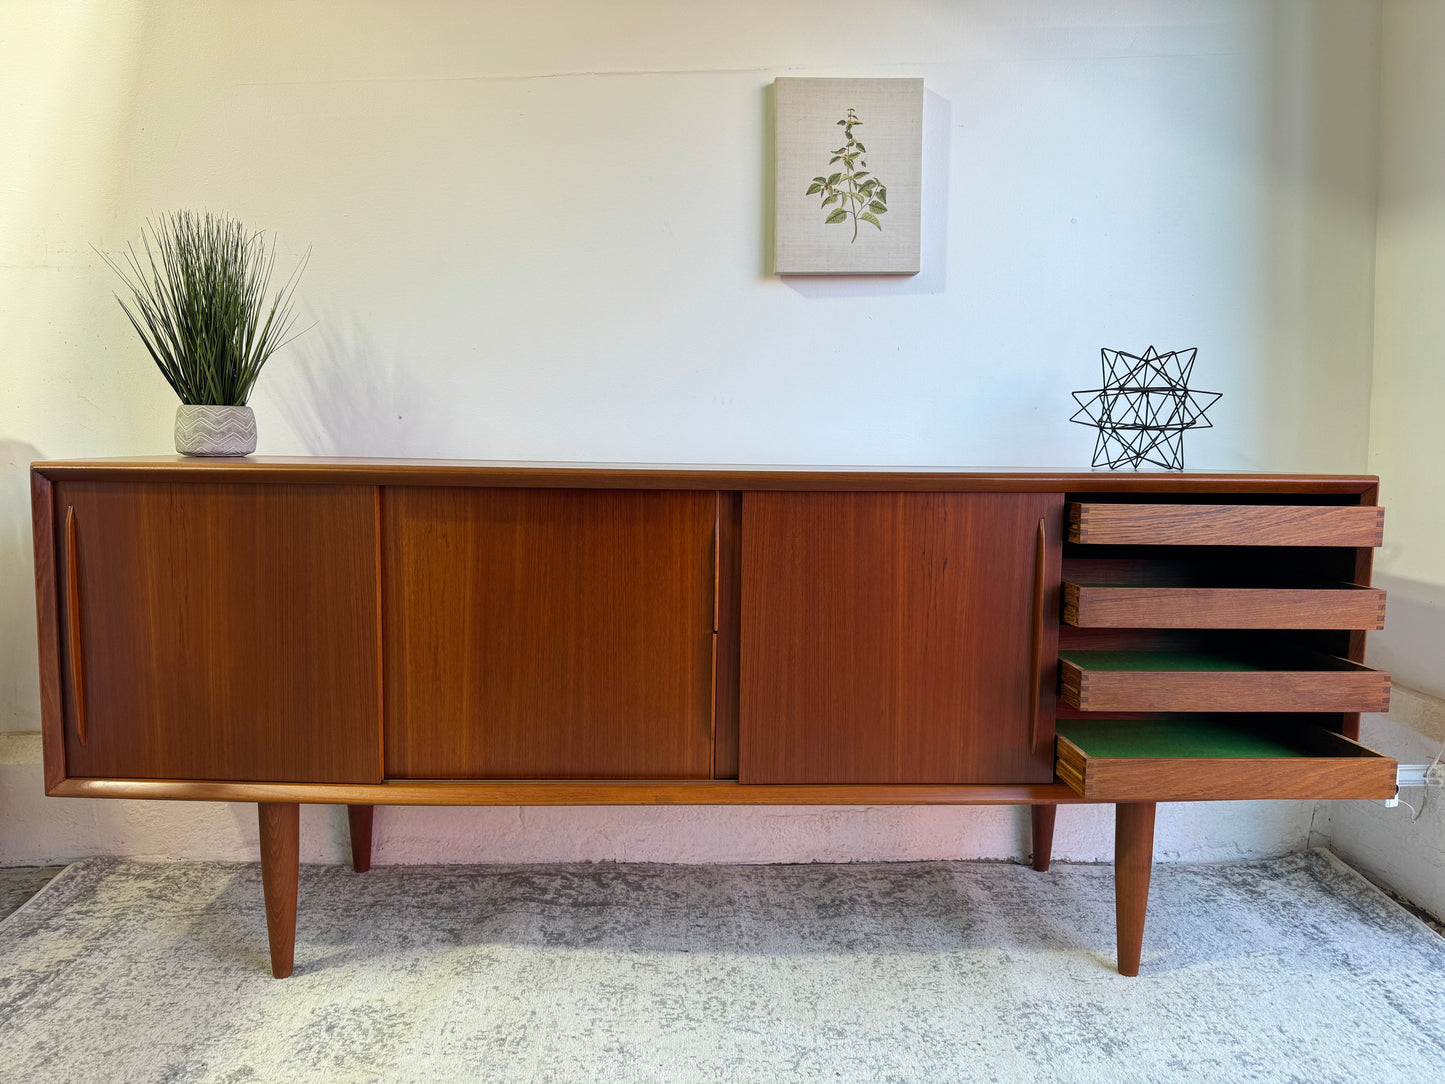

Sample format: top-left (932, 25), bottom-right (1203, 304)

top-left (773, 77), bottom-right (924, 275)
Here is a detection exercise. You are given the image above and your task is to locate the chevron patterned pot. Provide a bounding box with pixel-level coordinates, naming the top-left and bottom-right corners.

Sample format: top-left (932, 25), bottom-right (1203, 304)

top-left (174, 405), bottom-right (257, 456)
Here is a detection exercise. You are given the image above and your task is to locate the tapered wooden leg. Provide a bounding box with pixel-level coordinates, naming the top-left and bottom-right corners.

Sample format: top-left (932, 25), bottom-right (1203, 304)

top-left (347, 804), bottom-right (374, 873)
top-left (258, 802), bottom-right (300, 980)
top-left (1030, 804), bottom-right (1057, 872)
top-left (1114, 801), bottom-right (1157, 977)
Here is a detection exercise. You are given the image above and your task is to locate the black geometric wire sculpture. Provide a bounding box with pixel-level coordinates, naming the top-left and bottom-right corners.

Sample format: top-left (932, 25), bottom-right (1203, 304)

top-left (1070, 346), bottom-right (1221, 470)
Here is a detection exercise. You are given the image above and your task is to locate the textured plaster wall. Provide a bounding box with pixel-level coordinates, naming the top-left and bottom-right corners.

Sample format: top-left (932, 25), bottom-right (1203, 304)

top-left (0, 1), bottom-right (1383, 865)
top-left (1322, 690), bottom-right (1445, 920)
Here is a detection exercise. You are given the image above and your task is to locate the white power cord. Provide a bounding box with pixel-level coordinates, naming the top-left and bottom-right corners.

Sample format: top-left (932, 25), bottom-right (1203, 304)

top-left (1396, 735), bottom-right (1445, 822)
top-left (1414, 736), bottom-right (1445, 822)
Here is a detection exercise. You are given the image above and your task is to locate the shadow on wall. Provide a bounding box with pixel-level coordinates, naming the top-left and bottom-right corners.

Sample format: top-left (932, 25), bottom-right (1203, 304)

top-left (1368, 573), bottom-right (1445, 702)
top-left (768, 87), bottom-right (952, 299)
top-left (0, 441), bottom-right (47, 732)
top-left (1254, 2), bottom-right (1380, 472)
top-left (270, 315), bottom-right (466, 459)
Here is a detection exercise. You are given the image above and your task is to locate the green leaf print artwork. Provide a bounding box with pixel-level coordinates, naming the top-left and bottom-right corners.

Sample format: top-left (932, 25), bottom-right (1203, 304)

top-left (805, 108), bottom-right (888, 242)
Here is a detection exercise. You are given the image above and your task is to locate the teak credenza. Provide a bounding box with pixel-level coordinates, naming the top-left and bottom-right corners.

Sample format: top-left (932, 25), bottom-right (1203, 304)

top-left (29, 459), bottom-right (1397, 978)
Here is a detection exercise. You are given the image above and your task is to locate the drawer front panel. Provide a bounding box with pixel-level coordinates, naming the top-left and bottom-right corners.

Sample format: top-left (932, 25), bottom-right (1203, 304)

top-left (1055, 719), bottom-right (1397, 801)
top-left (1067, 503), bottom-right (1384, 547)
top-left (1062, 584), bottom-right (1387, 630)
top-left (1058, 652), bottom-right (1391, 714)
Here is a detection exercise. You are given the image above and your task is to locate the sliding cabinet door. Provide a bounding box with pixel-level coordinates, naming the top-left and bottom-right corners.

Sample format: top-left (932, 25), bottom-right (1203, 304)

top-left (383, 487), bottom-right (716, 779)
top-left (55, 482), bottom-right (382, 783)
top-left (741, 491), bottom-right (1064, 784)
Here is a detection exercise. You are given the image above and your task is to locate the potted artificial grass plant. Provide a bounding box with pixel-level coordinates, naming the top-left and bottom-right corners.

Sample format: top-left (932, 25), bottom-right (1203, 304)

top-left (99, 211), bottom-right (310, 456)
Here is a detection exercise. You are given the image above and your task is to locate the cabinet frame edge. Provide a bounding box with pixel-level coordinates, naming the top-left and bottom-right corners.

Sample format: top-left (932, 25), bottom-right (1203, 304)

top-left (31, 468), bottom-right (66, 792)
top-left (51, 777), bottom-right (1093, 806)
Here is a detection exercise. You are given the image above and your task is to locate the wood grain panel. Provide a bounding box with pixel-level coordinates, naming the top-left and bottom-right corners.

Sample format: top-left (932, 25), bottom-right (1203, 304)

top-left (741, 491), bottom-right (1064, 784)
top-left (382, 487), bottom-right (716, 779)
top-left (713, 492), bottom-right (742, 779)
top-left (1068, 502), bottom-right (1384, 547)
top-left (1062, 583), bottom-right (1386, 630)
top-left (1058, 653), bottom-right (1391, 714)
top-left (1056, 730), bottom-right (1397, 801)
top-left (54, 482), bottom-right (381, 783)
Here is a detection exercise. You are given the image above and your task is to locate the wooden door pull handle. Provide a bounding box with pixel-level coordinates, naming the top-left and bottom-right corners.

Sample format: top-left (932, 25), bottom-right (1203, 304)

top-left (1028, 517), bottom-right (1046, 753)
top-left (65, 505), bottom-right (87, 746)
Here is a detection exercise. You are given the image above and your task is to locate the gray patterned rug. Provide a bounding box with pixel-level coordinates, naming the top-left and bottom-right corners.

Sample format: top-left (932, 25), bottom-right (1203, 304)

top-left (1, 851), bottom-right (1442, 1083)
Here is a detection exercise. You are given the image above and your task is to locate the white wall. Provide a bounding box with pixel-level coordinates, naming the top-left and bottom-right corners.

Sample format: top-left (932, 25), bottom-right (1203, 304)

top-left (1326, 0), bottom-right (1445, 917)
top-left (0, 1), bottom-right (1384, 865)
top-left (1360, 0), bottom-right (1445, 702)
top-left (1369, 0), bottom-right (1445, 601)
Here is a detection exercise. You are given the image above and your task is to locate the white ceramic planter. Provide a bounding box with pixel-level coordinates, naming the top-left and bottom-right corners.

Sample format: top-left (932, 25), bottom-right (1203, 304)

top-left (174, 404), bottom-right (257, 456)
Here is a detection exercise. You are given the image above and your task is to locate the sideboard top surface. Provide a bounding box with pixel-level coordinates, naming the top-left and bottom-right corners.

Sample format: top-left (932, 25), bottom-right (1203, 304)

top-left (31, 457), bottom-right (1379, 494)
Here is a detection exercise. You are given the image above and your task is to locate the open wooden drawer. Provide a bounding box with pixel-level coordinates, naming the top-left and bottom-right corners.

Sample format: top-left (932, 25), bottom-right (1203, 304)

top-left (1055, 717), bottom-right (1398, 801)
top-left (1062, 582), bottom-right (1386, 630)
top-left (1058, 649), bottom-right (1391, 713)
top-left (1067, 502), bottom-right (1384, 547)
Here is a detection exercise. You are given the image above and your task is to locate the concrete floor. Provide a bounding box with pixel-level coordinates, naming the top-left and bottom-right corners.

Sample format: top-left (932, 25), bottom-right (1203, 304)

top-left (0, 866), bottom-right (64, 921)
